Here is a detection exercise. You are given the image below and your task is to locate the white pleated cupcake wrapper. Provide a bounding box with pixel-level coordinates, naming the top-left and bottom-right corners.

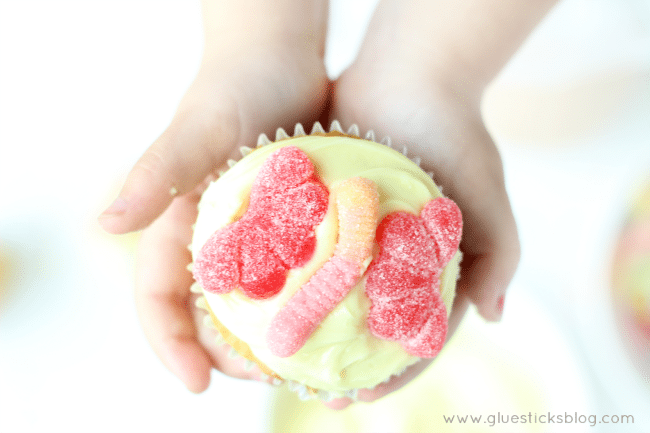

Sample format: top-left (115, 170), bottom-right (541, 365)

top-left (187, 120), bottom-right (434, 402)
top-left (217, 120), bottom-right (434, 181)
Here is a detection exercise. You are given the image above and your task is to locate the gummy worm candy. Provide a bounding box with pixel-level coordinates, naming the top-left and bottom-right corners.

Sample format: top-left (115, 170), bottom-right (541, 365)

top-left (267, 177), bottom-right (380, 357)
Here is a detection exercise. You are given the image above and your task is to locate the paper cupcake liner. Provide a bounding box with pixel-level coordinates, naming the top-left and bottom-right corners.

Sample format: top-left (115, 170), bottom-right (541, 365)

top-left (214, 120), bottom-right (433, 180)
top-left (189, 120), bottom-right (454, 402)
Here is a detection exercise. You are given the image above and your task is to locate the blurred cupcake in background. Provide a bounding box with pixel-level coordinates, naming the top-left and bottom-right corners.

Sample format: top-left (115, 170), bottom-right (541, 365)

top-left (0, 241), bottom-right (18, 314)
top-left (611, 176), bottom-right (650, 385)
top-left (0, 244), bottom-right (10, 305)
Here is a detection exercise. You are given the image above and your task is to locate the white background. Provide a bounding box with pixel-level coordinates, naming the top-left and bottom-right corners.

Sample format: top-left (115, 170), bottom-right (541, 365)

top-left (1, 0), bottom-right (649, 432)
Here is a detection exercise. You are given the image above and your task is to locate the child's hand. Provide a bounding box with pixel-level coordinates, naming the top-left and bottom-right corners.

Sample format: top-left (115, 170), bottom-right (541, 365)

top-left (321, 0), bottom-right (556, 409)
top-left (99, 0), bottom-right (329, 393)
top-left (334, 64), bottom-right (520, 324)
top-left (328, 73), bottom-right (518, 407)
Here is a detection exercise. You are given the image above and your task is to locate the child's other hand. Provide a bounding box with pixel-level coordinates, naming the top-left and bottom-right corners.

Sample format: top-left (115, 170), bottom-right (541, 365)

top-left (324, 0), bottom-right (545, 408)
top-left (99, 0), bottom-right (329, 393)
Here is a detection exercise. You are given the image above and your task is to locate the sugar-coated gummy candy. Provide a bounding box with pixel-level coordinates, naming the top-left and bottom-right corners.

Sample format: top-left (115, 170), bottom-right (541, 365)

top-left (193, 146), bottom-right (329, 299)
top-left (365, 197), bottom-right (462, 358)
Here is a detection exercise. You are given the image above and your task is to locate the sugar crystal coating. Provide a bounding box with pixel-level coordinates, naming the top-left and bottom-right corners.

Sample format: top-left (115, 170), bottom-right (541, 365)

top-left (267, 256), bottom-right (360, 357)
top-left (421, 197), bottom-right (463, 265)
top-left (193, 146), bottom-right (329, 299)
top-left (365, 197), bottom-right (462, 358)
top-left (401, 293), bottom-right (448, 357)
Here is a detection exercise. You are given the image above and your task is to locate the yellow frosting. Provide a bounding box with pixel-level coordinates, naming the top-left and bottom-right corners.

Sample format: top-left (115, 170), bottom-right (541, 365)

top-left (191, 134), bottom-right (461, 394)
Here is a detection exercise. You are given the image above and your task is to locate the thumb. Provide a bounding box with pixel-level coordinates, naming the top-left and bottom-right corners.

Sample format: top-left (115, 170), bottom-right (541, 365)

top-left (98, 104), bottom-right (239, 234)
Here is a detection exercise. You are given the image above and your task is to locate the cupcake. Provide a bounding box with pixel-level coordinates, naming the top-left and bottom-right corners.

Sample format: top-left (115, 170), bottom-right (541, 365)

top-left (189, 121), bottom-right (463, 400)
top-left (611, 177), bottom-right (650, 381)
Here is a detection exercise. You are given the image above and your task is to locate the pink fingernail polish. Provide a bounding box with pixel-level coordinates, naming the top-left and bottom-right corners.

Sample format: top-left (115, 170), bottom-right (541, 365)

top-left (100, 197), bottom-right (128, 218)
top-left (496, 295), bottom-right (505, 315)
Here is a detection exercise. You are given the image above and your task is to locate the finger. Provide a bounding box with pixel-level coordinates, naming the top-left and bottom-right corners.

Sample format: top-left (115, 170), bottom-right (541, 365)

top-left (459, 248), bottom-right (519, 322)
top-left (439, 127), bottom-right (520, 322)
top-left (98, 99), bottom-right (240, 234)
top-left (323, 397), bottom-right (354, 410)
top-left (192, 304), bottom-right (266, 382)
top-left (134, 193), bottom-right (213, 393)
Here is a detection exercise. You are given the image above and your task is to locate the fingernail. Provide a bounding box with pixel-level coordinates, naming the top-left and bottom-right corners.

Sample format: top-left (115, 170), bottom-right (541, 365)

top-left (99, 197), bottom-right (128, 218)
top-left (496, 295), bottom-right (505, 316)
